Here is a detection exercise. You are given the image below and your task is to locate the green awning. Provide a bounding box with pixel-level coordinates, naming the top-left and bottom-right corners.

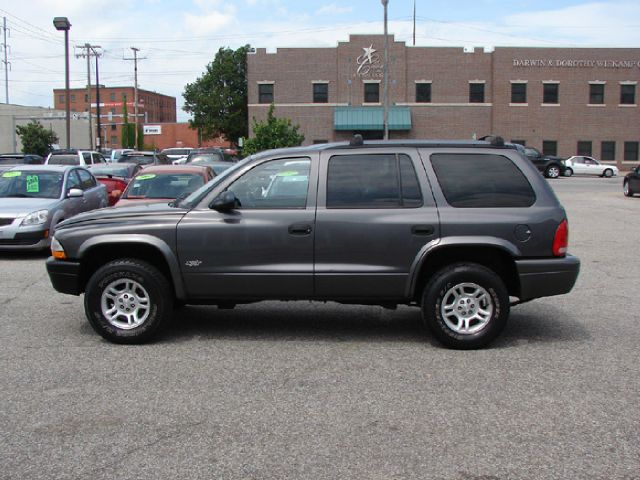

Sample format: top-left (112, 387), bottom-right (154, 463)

top-left (334, 106), bottom-right (411, 131)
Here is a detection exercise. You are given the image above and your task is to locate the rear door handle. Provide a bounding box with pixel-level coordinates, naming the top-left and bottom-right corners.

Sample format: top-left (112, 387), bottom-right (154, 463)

top-left (411, 225), bottom-right (435, 236)
top-left (288, 224), bottom-right (312, 235)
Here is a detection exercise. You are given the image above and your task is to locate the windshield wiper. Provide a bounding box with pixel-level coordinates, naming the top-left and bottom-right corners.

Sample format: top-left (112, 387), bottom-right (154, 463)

top-left (3, 193), bottom-right (35, 198)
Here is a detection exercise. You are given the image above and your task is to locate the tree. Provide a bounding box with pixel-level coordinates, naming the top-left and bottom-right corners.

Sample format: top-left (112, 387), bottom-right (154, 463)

top-left (242, 104), bottom-right (305, 156)
top-left (183, 45), bottom-right (250, 145)
top-left (121, 94), bottom-right (135, 149)
top-left (15, 121), bottom-right (58, 156)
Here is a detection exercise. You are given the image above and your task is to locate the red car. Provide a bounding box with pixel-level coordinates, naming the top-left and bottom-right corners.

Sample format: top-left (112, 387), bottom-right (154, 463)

top-left (89, 162), bottom-right (142, 206)
top-left (115, 164), bottom-right (215, 207)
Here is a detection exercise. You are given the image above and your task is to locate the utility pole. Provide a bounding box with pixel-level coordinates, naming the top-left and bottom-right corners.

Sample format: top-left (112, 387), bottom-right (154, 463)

top-left (124, 47), bottom-right (145, 149)
top-left (2, 17), bottom-right (10, 104)
top-left (92, 46), bottom-right (102, 150)
top-left (75, 43), bottom-right (100, 149)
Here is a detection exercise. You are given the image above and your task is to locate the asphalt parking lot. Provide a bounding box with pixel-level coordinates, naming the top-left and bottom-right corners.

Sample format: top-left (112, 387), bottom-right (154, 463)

top-left (1, 176), bottom-right (638, 480)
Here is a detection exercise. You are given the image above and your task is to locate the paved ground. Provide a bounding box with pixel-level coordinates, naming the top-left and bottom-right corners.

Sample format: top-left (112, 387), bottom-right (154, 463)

top-left (0, 176), bottom-right (638, 480)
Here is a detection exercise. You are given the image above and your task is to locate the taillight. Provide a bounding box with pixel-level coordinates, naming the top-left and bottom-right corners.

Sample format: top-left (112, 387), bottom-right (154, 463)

top-left (552, 219), bottom-right (568, 257)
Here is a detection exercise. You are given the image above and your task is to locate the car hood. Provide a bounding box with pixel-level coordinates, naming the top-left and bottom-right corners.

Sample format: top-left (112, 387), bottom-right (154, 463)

top-left (56, 201), bottom-right (187, 229)
top-left (0, 197), bottom-right (59, 217)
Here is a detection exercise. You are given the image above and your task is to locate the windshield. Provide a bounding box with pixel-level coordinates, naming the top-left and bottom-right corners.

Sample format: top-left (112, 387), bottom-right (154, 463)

top-left (48, 154), bottom-right (79, 165)
top-left (90, 165), bottom-right (131, 177)
top-left (123, 172), bottom-right (205, 200)
top-left (188, 152), bottom-right (224, 163)
top-left (118, 155), bottom-right (154, 165)
top-left (175, 157), bottom-right (251, 208)
top-left (0, 170), bottom-right (63, 199)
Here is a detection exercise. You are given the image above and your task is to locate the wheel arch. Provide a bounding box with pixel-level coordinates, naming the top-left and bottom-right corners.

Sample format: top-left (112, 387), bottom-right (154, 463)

top-left (409, 243), bottom-right (520, 302)
top-left (77, 236), bottom-right (185, 299)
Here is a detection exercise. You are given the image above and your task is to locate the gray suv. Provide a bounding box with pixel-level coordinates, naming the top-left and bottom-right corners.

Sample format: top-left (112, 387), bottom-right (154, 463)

top-left (46, 137), bottom-right (580, 349)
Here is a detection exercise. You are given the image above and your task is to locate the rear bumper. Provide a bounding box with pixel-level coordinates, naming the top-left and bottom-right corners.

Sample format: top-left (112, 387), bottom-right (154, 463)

top-left (46, 257), bottom-right (82, 295)
top-left (516, 254), bottom-right (580, 301)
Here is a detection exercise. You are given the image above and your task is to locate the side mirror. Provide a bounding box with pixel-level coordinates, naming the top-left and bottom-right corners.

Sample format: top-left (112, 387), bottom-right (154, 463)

top-left (67, 188), bottom-right (84, 198)
top-left (209, 191), bottom-right (240, 211)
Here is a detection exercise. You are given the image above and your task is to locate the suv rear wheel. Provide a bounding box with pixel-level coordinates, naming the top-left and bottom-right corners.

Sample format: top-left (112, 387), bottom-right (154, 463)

top-left (84, 258), bottom-right (173, 344)
top-left (421, 263), bottom-right (509, 349)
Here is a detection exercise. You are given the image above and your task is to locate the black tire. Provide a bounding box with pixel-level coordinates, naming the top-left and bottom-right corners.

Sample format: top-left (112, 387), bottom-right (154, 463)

top-left (84, 258), bottom-right (173, 344)
top-left (564, 167), bottom-right (573, 177)
top-left (603, 168), bottom-right (613, 178)
top-left (544, 164), bottom-right (560, 179)
top-left (623, 180), bottom-right (634, 197)
top-left (421, 263), bottom-right (509, 349)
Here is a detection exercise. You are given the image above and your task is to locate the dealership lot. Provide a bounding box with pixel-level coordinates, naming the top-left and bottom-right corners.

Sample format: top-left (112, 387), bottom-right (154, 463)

top-left (0, 176), bottom-right (638, 479)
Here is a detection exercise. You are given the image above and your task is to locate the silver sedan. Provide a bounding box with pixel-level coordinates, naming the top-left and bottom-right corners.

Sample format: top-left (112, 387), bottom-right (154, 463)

top-left (0, 165), bottom-right (107, 251)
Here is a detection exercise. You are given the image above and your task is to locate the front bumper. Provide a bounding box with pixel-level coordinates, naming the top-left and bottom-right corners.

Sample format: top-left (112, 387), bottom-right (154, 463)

top-left (0, 229), bottom-right (50, 250)
top-left (516, 254), bottom-right (580, 302)
top-left (46, 257), bottom-right (82, 295)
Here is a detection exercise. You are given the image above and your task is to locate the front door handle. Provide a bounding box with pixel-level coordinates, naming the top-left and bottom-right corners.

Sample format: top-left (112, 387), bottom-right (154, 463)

top-left (288, 224), bottom-right (312, 235)
top-left (411, 225), bottom-right (435, 236)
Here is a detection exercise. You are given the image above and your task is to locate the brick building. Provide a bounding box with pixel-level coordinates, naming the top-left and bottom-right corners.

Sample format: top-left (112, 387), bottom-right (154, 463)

top-left (53, 86), bottom-right (176, 149)
top-left (247, 34), bottom-right (640, 165)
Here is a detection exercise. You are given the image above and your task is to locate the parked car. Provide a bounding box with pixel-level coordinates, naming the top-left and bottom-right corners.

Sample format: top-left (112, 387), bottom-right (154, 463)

top-left (45, 149), bottom-right (107, 167)
top-left (623, 165), bottom-right (640, 197)
top-left (0, 165), bottom-right (107, 250)
top-left (185, 148), bottom-right (234, 174)
top-left (115, 164), bottom-right (214, 207)
top-left (116, 151), bottom-right (170, 167)
top-left (88, 163), bottom-right (143, 206)
top-left (46, 136), bottom-right (580, 348)
top-left (161, 147), bottom-right (193, 165)
top-left (107, 148), bottom-right (134, 162)
top-left (0, 153), bottom-right (45, 165)
top-left (523, 147), bottom-right (567, 178)
top-left (563, 156), bottom-right (619, 177)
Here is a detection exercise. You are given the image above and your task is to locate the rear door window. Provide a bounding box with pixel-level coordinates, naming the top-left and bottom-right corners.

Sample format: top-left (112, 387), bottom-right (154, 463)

top-left (326, 154), bottom-right (423, 208)
top-left (430, 153), bottom-right (535, 208)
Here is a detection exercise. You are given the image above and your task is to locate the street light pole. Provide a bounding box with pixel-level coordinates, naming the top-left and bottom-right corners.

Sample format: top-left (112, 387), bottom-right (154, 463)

top-left (53, 17), bottom-right (71, 148)
top-left (381, 0), bottom-right (389, 140)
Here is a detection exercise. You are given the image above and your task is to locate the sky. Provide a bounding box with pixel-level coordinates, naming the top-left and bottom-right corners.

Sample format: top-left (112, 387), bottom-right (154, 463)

top-left (1, 0), bottom-right (639, 121)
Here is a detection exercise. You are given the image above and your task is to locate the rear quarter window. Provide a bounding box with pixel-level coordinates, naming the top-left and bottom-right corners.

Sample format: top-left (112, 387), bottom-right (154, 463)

top-left (431, 153), bottom-right (535, 208)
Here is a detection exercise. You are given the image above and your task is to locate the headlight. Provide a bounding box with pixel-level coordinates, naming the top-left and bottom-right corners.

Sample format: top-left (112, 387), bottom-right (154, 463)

top-left (21, 209), bottom-right (49, 226)
top-left (50, 236), bottom-right (67, 259)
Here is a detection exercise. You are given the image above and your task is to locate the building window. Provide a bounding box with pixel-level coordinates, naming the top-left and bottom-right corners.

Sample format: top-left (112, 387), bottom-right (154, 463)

top-left (416, 83), bottom-right (431, 103)
top-left (312, 83), bottom-right (328, 103)
top-left (577, 141), bottom-right (592, 156)
top-left (364, 83), bottom-right (380, 103)
top-left (469, 82), bottom-right (485, 103)
top-left (543, 83), bottom-right (559, 104)
top-left (542, 140), bottom-right (558, 156)
top-left (601, 141), bottom-right (615, 161)
top-left (589, 84), bottom-right (605, 104)
top-left (111, 124), bottom-right (117, 131)
top-left (620, 84), bottom-right (636, 105)
top-left (110, 135), bottom-right (118, 145)
top-left (59, 94), bottom-right (65, 103)
top-left (70, 94), bottom-right (76, 102)
top-left (84, 94), bottom-right (89, 102)
top-left (511, 83), bottom-right (527, 103)
top-left (258, 84), bottom-right (274, 104)
top-left (624, 141), bottom-right (639, 161)
top-left (511, 139), bottom-right (526, 147)
top-left (110, 92), bottom-right (116, 102)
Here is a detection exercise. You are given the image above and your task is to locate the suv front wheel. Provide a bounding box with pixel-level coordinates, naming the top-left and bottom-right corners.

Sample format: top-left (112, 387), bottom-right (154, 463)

top-left (421, 263), bottom-right (509, 349)
top-left (84, 258), bottom-right (173, 344)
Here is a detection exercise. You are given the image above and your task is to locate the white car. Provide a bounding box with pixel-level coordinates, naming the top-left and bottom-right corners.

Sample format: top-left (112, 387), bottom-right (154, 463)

top-left (564, 156), bottom-right (619, 177)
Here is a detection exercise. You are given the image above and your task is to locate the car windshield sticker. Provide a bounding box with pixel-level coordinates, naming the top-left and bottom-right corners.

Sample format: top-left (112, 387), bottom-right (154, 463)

top-left (278, 171), bottom-right (300, 177)
top-left (2, 171), bottom-right (21, 178)
top-left (136, 174), bottom-right (156, 180)
top-left (26, 175), bottom-right (40, 193)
